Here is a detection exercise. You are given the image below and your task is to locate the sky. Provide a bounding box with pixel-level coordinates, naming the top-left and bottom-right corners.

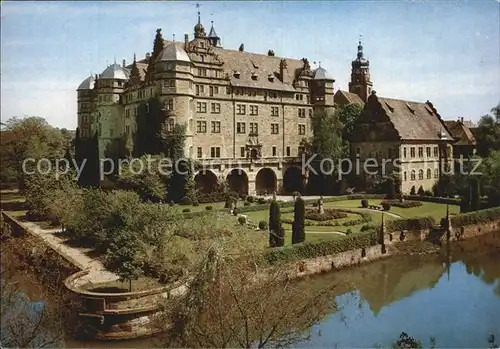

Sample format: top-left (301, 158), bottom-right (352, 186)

top-left (1, 0), bottom-right (499, 129)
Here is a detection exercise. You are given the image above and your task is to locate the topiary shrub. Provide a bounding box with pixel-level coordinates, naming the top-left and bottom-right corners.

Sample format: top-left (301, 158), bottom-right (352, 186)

top-left (292, 197), bottom-right (306, 244)
top-left (269, 200), bottom-right (281, 247)
top-left (233, 207), bottom-right (239, 215)
top-left (258, 220), bottom-right (268, 231)
top-left (382, 202), bottom-right (391, 211)
top-left (361, 199), bottom-right (369, 208)
top-left (227, 191), bottom-right (239, 200)
top-left (182, 208), bottom-right (191, 213)
top-left (246, 195), bottom-right (255, 203)
top-left (205, 205), bottom-right (213, 211)
top-left (382, 200), bottom-right (422, 208)
top-left (244, 201), bottom-right (251, 206)
top-left (432, 183), bottom-right (441, 197)
top-left (346, 229), bottom-right (352, 235)
top-left (240, 193), bottom-right (248, 201)
top-left (238, 216), bottom-right (247, 225)
top-left (304, 209), bottom-right (348, 221)
top-left (417, 185), bottom-right (425, 196)
top-left (410, 186), bottom-right (416, 195)
top-left (169, 200), bottom-right (175, 206)
top-left (360, 224), bottom-right (376, 232)
top-left (424, 190), bottom-right (433, 197)
top-left (257, 197), bottom-right (267, 204)
top-left (292, 191), bottom-right (301, 198)
top-left (180, 196), bottom-right (192, 205)
top-left (276, 224), bottom-right (285, 247)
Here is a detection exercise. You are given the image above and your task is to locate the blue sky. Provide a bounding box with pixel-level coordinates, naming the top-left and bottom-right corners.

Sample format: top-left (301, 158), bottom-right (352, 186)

top-left (1, 1), bottom-right (499, 129)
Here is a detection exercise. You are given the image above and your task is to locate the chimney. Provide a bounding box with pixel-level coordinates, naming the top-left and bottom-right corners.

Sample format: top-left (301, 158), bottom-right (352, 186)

top-left (279, 59), bottom-right (288, 83)
top-left (146, 52), bottom-right (151, 60)
top-left (122, 59), bottom-right (126, 68)
top-left (460, 117), bottom-right (464, 123)
top-left (184, 33), bottom-right (189, 46)
top-left (268, 49), bottom-right (275, 56)
top-left (239, 43), bottom-right (244, 52)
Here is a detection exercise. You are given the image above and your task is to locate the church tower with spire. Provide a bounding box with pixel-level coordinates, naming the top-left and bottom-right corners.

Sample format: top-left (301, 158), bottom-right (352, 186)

top-left (348, 37), bottom-right (373, 103)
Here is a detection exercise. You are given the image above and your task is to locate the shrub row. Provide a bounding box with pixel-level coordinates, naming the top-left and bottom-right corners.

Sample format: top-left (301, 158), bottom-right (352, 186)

top-left (450, 206), bottom-right (500, 227)
top-left (385, 216), bottom-right (436, 232)
top-left (403, 195), bottom-right (460, 205)
top-left (264, 231), bottom-right (378, 265)
top-left (381, 200), bottom-right (423, 208)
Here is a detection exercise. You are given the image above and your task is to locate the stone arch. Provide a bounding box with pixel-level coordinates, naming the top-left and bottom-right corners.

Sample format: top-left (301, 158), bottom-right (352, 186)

top-left (227, 169), bottom-right (248, 195)
top-left (255, 168), bottom-right (277, 195)
top-left (194, 170), bottom-right (218, 193)
top-left (283, 166), bottom-right (304, 194)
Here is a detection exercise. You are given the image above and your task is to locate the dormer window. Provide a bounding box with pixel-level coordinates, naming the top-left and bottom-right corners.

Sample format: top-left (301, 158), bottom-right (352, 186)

top-left (251, 72), bottom-right (258, 80)
top-left (268, 74), bottom-right (274, 82)
top-left (234, 71), bottom-right (240, 78)
top-left (200, 42), bottom-right (205, 49)
top-left (385, 101), bottom-right (394, 113)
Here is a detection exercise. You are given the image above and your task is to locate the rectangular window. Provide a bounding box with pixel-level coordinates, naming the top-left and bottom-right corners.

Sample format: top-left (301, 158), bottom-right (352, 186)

top-left (237, 122), bottom-right (246, 134)
top-left (410, 147), bottom-right (415, 158)
top-left (298, 108), bottom-right (306, 117)
top-left (210, 147), bottom-right (221, 158)
top-left (309, 109), bottom-right (313, 117)
top-left (211, 121), bottom-right (221, 133)
top-left (250, 122), bottom-right (258, 135)
top-left (196, 121), bottom-right (207, 133)
top-left (166, 99), bottom-right (174, 110)
top-left (418, 147), bottom-right (423, 158)
top-left (298, 124), bottom-right (306, 135)
top-left (197, 147), bottom-right (202, 158)
top-left (433, 146), bottom-right (439, 157)
top-left (271, 106), bottom-right (279, 116)
top-left (250, 105), bottom-right (259, 115)
top-left (199, 68), bottom-right (207, 77)
top-left (286, 146), bottom-right (291, 157)
top-left (211, 103), bottom-right (221, 113)
top-left (272, 146), bottom-right (277, 156)
top-left (226, 86), bottom-right (231, 95)
top-left (209, 86), bottom-right (214, 96)
top-left (271, 123), bottom-right (279, 134)
top-left (237, 104), bottom-right (246, 115)
top-left (240, 147), bottom-right (245, 158)
top-left (125, 125), bottom-right (130, 135)
top-left (166, 119), bottom-right (174, 132)
top-left (403, 147), bottom-right (407, 158)
top-left (196, 102), bottom-right (207, 113)
top-left (426, 147), bottom-right (431, 157)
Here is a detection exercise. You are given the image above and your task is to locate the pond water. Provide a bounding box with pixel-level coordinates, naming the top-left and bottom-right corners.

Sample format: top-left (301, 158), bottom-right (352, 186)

top-left (4, 233), bottom-right (500, 348)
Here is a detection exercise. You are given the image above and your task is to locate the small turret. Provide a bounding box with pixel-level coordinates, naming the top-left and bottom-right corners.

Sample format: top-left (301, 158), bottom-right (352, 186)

top-left (207, 21), bottom-right (221, 47)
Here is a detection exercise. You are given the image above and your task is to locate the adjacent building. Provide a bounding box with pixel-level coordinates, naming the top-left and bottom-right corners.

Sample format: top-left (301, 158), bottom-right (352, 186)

top-left (334, 40), bottom-right (454, 194)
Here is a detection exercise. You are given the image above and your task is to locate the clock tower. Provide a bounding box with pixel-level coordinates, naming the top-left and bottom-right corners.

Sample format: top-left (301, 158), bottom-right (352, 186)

top-left (348, 37), bottom-right (373, 103)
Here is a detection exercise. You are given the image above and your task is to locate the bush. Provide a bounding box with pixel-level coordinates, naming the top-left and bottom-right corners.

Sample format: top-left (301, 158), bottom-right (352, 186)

top-left (292, 197), bottom-right (306, 244)
top-left (180, 196), bottom-right (192, 205)
top-left (257, 197), bottom-right (267, 204)
top-left (360, 224), bottom-right (376, 232)
top-left (226, 191), bottom-right (239, 200)
top-left (424, 190), bottom-right (433, 197)
top-left (346, 229), bottom-right (352, 235)
top-left (240, 193), bottom-right (248, 201)
top-left (417, 186), bottom-right (425, 196)
top-left (269, 200), bottom-right (281, 247)
top-left (451, 207), bottom-right (500, 226)
top-left (238, 216), bottom-right (247, 225)
top-left (403, 195), bottom-right (460, 205)
top-left (246, 195), bottom-right (255, 203)
top-left (244, 201), bottom-right (251, 206)
top-left (382, 200), bottom-right (422, 208)
top-left (264, 231), bottom-right (378, 265)
top-left (192, 200), bottom-right (200, 206)
top-left (432, 183), bottom-right (441, 197)
top-left (410, 186), bottom-right (416, 195)
top-left (182, 208), bottom-right (191, 213)
top-left (292, 191), bottom-right (301, 197)
top-left (305, 209), bottom-right (348, 221)
top-left (169, 200), bottom-right (175, 206)
top-left (233, 207), bottom-right (239, 215)
top-left (258, 220), bottom-right (268, 231)
top-left (361, 199), bottom-right (369, 208)
top-left (382, 202), bottom-right (391, 211)
top-left (205, 205), bottom-right (213, 211)
top-left (385, 216), bottom-right (435, 232)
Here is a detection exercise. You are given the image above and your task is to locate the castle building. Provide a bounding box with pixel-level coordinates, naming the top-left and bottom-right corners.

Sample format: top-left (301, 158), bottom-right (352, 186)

top-left (76, 15), bottom-right (336, 195)
top-left (334, 40), bottom-right (454, 194)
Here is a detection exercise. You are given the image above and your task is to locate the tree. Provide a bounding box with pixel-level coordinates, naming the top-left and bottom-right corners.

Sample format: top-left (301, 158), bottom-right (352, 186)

top-left (292, 197), bottom-right (305, 244)
top-left (304, 109), bottom-right (346, 194)
top-left (268, 200), bottom-right (281, 247)
top-left (336, 103), bottom-right (363, 138)
top-left (479, 150), bottom-right (500, 207)
top-left (0, 117), bottom-right (66, 190)
top-left (410, 185), bottom-right (416, 195)
top-left (417, 185), bottom-right (425, 196)
top-left (469, 177), bottom-right (481, 211)
top-left (133, 98), bottom-right (166, 157)
top-left (475, 107), bottom-right (500, 157)
top-left (432, 183), bottom-right (441, 197)
top-left (76, 131), bottom-right (100, 187)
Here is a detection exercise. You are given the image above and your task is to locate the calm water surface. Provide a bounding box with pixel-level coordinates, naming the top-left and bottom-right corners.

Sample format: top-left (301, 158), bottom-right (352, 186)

top-left (7, 234), bottom-right (500, 348)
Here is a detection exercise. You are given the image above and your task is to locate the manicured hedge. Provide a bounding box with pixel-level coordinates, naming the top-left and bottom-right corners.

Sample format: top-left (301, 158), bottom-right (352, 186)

top-left (381, 200), bottom-right (423, 208)
top-left (403, 195), bottom-right (460, 205)
top-left (451, 207), bottom-right (500, 227)
top-left (264, 231), bottom-right (378, 265)
top-left (385, 216), bottom-right (436, 232)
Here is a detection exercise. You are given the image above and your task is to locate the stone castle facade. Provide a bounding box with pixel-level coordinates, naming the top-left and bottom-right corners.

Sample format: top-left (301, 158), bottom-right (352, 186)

top-left (77, 16), bottom-right (454, 195)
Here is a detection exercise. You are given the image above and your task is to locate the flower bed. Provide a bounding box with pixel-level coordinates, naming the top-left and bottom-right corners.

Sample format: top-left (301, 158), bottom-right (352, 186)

top-left (304, 208), bottom-right (348, 221)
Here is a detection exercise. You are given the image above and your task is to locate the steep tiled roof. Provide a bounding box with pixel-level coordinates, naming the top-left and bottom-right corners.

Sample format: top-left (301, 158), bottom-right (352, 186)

top-left (376, 96), bottom-right (452, 141)
top-left (443, 120), bottom-right (476, 145)
top-left (334, 90), bottom-right (365, 105)
top-left (212, 47), bottom-right (304, 92)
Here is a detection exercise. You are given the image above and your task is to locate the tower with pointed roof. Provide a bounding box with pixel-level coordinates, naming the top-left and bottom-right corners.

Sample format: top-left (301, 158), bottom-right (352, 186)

top-left (194, 10), bottom-right (206, 38)
top-left (349, 37), bottom-right (373, 103)
top-left (207, 21), bottom-right (221, 47)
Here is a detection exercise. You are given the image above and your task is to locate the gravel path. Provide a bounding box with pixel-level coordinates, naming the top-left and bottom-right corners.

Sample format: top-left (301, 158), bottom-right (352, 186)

top-left (21, 221), bottom-right (119, 286)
